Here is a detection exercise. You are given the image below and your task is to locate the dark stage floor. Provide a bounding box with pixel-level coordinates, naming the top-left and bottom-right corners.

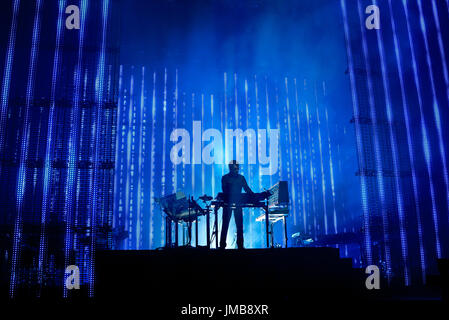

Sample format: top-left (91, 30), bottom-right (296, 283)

top-left (91, 247), bottom-right (446, 315)
top-left (5, 247), bottom-right (447, 316)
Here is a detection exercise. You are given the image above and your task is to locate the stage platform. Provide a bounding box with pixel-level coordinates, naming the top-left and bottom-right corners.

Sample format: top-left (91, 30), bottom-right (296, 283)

top-left (95, 247), bottom-right (363, 303)
top-left (5, 247), bottom-right (446, 316)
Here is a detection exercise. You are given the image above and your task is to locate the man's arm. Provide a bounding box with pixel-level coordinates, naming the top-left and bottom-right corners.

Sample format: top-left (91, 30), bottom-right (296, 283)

top-left (242, 176), bottom-right (254, 194)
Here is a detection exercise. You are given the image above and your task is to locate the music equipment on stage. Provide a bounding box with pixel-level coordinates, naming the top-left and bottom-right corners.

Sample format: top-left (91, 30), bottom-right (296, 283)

top-left (156, 192), bottom-right (210, 248)
top-left (211, 191), bottom-right (271, 208)
top-left (291, 232), bottom-right (314, 246)
top-left (255, 181), bottom-right (290, 248)
top-left (267, 181), bottom-right (289, 207)
top-left (156, 191), bottom-right (207, 222)
top-left (199, 194), bottom-right (213, 202)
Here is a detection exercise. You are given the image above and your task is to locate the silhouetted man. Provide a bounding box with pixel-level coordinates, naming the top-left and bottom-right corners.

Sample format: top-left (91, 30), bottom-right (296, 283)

top-left (220, 160), bottom-right (253, 249)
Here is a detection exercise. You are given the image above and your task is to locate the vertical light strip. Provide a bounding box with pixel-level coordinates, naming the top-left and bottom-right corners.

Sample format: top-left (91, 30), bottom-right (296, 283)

top-left (223, 73), bottom-right (227, 174)
top-left (234, 73), bottom-right (239, 129)
top-left (39, 0), bottom-right (66, 289)
top-left (357, 0), bottom-right (392, 278)
top-left (431, 0), bottom-right (449, 98)
top-left (89, 0), bottom-right (109, 297)
top-left (403, 0), bottom-right (441, 257)
top-left (284, 78), bottom-right (297, 225)
top-left (162, 69), bottom-right (167, 193)
top-left (124, 73), bottom-right (133, 249)
top-left (244, 80), bottom-right (253, 246)
top-left (211, 94), bottom-right (215, 245)
top-left (233, 73), bottom-right (239, 162)
top-left (136, 67), bottom-right (145, 249)
top-left (174, 69), bottom-right (178, 193)
top-left (161, 69), bottom-right (167, 245)
top-left (11, 0), bottom-right (41, 298)
top-left (201, 94), bottom-right (205, 196)
top-left (294, 79), bottom-right (307, 231)
top-left (255, 76), bottom-right (263, 192)
top-left (422, 0), bottom-right (449, 220)
top-left (62, 0), bottom-right (88, 297)
top-left (264, 77), bottom-right (272, 192)
top-left (113, 65), bottom-right (123, 232)
top-left (324, 104), bottom-right (338, 234)
top-left (149, 72), bottom-right (156, 248)
top-left (129, 72), bottom-right (136, 248)
top-left (305, 101), bottom-right (317, 236)
top-left (11, 0), bottom-right (43, 298)
top-left (389, 0), bottom-right (426, 282)
top-left (0, 0), bottom-right (20, 175)
top-left (373, 0), bottom-right (409, 285)
top-left (340, 0), bottom-right (372, 264)
top-left (211, 94), bottom-right (215, 198)
top-left (314, 88), bottom-right (329, 235)
top-left (244, 78), bottom-right (250, 189)
top-left (191, 93), bottom-right (195, 201)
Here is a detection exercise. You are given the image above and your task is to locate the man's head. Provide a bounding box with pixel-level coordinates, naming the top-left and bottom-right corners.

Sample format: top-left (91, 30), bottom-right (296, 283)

top-left (228, 160), bottom-right (239, 174)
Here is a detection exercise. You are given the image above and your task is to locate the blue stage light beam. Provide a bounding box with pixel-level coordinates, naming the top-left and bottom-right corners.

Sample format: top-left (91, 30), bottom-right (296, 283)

top-left (417, 0), bottom-right (449, 219)
top-left (305, 100), bottom-right (317, 237)
top-left (162, 68), bottom-right (167, 193)
top-left (38, 0), bottom-right (66, 290)
top-left (89, 0), bottom-right (109, 296)
top-left (264, 77), bottom-right (273, 188)
top-left (113, 65), bottom-right (124, 237)
top-left (418, 0), bottom-right (449, 249)
top-left (431, 0), bottom-right (449, 102)
top-left (388, 0), bottom-right (426, 282)
top-left (255, 75), bottom-right (262, 192)
top-left (0, 0), bottom-right (20, 177)
top-left (402, 0), bottom-right (441, 258)
top-left (340, 0), bottom-right (372, 265)
top-left (174, 69), bottom-right (179, 193)
top-left (136, 66), bottom-right (145, 249)
top-left (357, 0), bottom-right (393, 281)
top-left (373, 0), bottom-right (410, 285)
top-left (324, 103), bottom-right (338, 234)
top-left (124, 71), bottom-right (134, 250)
top-left (294, 79), bottom-right (307, 232)
top-left (244, 79), bottom-right (254, 247)
top-left (11, 0), bottom-right (42, 299)
top-left (149, 71), bottom-right (157, 248)
top-left (314, 84), bottom-right (329, 234)
top-left (285, 78), bottom-right (298, 225)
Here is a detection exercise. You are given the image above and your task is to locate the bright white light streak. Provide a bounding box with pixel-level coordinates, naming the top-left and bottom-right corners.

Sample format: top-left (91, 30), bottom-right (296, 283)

top-left (149, 72), bottom-right (156, 248)
top-left (340, 0), bottom-right (372, 264)
top-left (431, 0), bottom-right (449, 102)
top-left (404, 0), bottom-right (441, 257)
top-left (324, 104), bottom-right (338, 234)
top-left (255, 75), bottom-right (262, 192)
top-left (388, 0), bottom-right (426, 282)
top-left (373, 0), bottom-right (409, 285)
top-left (357, 0), bottom-right (392, 280)
top-left (11, 0), bottom-right (42, 298)
top-left (285, 78), bottom-right (297, 225)
top-left (62, 0), bottom-right (86, 298)
top-left (113, 65), bottom-right (123, 230)
top-left (0, 0), bottom-right (20, 177)
top-left (314, 85), bottom-right (328, 234)
top-left (305, 101), bottom-right (317, 236)
top-left (89, 0), bottom-right (109, 296)
top-left (136, 67), bottom-right (145, 249)
top-left (294, 79), bottom-right (307, 231)
top-left (38, 0), bottom-right (66, 289)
